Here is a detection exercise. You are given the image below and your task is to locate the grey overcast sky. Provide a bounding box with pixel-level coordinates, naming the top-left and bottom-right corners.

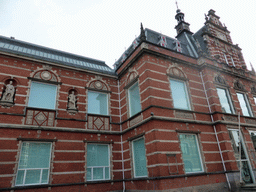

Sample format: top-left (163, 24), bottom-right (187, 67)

top-left (0, 0), bottom-right (255, 69)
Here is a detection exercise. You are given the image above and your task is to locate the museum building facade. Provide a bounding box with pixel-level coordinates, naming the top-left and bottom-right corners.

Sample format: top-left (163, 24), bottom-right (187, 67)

top-left (1, 9), bottom-right (256, 192)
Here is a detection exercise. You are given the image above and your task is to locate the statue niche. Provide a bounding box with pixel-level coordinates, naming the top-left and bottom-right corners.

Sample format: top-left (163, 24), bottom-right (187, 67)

top-left (0, 79), bottom-right (16, 107)
top-left (67, 90), bottom-right (78, 114)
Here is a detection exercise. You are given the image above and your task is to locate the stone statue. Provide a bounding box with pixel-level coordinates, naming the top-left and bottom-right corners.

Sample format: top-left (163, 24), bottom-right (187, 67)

top-left (1, 81), bottom-right (15, 102)
top-left (68, 91), bottom-right (77, 110)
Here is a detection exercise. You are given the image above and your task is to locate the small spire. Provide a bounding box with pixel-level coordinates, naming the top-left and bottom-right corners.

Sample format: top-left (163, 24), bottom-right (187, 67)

top-left (140, 23), bottom-right (146, 41)
top-left (251, 62), bottom-right (255, 74)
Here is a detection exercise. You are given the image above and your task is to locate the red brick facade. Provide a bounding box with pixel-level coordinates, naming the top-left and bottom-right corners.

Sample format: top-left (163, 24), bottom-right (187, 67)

top-left (0, 9), bottom-right (256, 192)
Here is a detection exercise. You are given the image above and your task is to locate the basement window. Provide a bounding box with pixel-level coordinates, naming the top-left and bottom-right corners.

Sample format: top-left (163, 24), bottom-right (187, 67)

top-left (132, 137), bottom-right (148, 178)
top-left (86, 144), bottom-right (110, 181)
top-left (179, 134), bottom-right (204, 173)
top-left (16, 142), bottom-right (52, 186)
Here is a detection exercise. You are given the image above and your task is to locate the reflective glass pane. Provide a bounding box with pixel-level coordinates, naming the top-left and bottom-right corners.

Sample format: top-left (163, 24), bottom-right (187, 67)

top-left (4, 43), bottom-right (10, 48)
top-left (16, 170), bottom-right (25, 185)
top-left (88, 91), bottom-right (108, 115)
top-left (93, 168), bottom-right (103, 180)
top-left (216, 88), bottom-right (233, 113)
top-left (28, 82), bottom-right (57, 109)
top-left (41, 169), bottom-right (49, 183)
top-left (87, 168), bottom-right (92, 180)
top-left (87, 144), bottom-right (109, 167)
top-left (170, 79), bottom-right (190, 110)
top-left (105, 167), bottom-right (110, 179)
top-left (0, 42), bottom-right (4, 47)
top-left (24, 169), bottom-right (41, 184)
top-left (237, 93), bottom-right (251, 116)
top-left (133, 138), bottom-right (147, 177)
top-left (19, 142), bottom-right (51, 169)
top-left (179, 134), bottom-right (203, 173)
top-left (129, 83), bottom-right (141, 116)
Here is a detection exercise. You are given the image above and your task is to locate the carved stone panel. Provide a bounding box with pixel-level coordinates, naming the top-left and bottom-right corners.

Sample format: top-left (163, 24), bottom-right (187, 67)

top-left (175, 111), bottom-right (194, 120)
top-left (129, 114), bottom-right (143, 127)
top-left (87, 115), bottom-right (110, 131)
top-left (223, 115), bottom-right (238, 122)
top-left (25, 109), bottom-right (55, 126)
top-left (245, 118), bottom-right (256, 125)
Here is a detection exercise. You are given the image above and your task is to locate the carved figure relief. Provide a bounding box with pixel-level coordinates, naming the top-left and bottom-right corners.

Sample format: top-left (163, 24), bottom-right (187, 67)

top-left (126, 70), bottom-right (138, 86)
top-left (1, 79), bottom-right (17, 107)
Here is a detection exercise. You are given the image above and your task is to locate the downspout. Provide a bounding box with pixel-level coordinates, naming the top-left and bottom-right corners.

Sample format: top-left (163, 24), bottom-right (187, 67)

top-left (118, 79), bottom-right (126, 192)
top-left (200, 71), bottom-right (231, 191)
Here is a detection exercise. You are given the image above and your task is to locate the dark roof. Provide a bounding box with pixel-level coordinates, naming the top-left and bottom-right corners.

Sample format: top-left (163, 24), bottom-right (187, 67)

top-left (0, 35), bottom-right (115, 75)
top-left (114, 27), bottom-right (201, 70)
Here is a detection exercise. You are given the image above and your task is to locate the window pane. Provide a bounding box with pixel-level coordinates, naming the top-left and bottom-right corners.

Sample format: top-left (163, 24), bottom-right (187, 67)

top-left (28, 82), bottom-right (57, 109)
top-left (129, 83), bottom-right (141, 116)
top-left (16, 170), bottom-right (25, 185)
top-left (24, 169), bottom-right (41, 184)
top-left (87, 168), bottom-right (92, 180)
top-left (179, 134), bottom-right (203, 173)
top-left (19, 143), bottom-right (51, 169)
top-left (237, 93), bottom-right (251, 116)
top-left (170, 79), bottom-right (190, 110)
top-left (93, 168), bottom-right (103, 180)
top-left (133, 138), bottom-right (147, 177)
top-left (216, 88), bottom-right (233, 113)
top-left (88, 91), bottom-right (108, 115)
top-left (41, 169), bottom-right (49, 183)
top-left (105, 167), bottom-right (110, 180)
top-left (87, 144), bottom-right (109, 167)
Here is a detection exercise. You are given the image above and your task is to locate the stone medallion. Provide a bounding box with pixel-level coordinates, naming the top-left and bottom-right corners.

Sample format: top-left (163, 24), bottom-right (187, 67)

top-left (41, 71), bottom-right (52, 80)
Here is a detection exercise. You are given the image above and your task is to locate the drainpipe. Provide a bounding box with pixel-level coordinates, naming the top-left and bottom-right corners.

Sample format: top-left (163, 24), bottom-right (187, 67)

top-left (200, 71), bottom-right (231, 191)
top-left (118, 79), bottom-right (126, 192)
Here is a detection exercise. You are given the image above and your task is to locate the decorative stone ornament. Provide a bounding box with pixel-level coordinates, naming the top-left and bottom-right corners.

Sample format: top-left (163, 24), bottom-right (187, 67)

top-left (167, 64), bottom-right (186, 79)
top-left (214, 75), bottom-right (226, 85)
top-left (0, 80), bottom-right (16, 107)
top-left (233, 80), bottom-right (246, 91)
top-left (33, 70), bottom-right (57, 82)
top-left (251, 85), bottom-right (256, 95)
top-left (89, 80), bottom-right (108, 91)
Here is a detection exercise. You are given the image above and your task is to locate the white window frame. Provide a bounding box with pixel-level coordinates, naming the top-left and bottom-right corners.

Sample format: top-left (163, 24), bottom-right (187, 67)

top-left (179, 133), bottom-right (204, 174)
top-left (216, 87), bottom-right (235, 114)
top-left (86, 144), bottom-right (110, 181)
top-left (132, 137), bottom-right (148, 178)
top-left (15, 142), bottom-right (52, 186)
top-left (236, 92), bottom-right (253, 117)
top-left (169, 78), bottom-right (191, 110)
top-left (28, 81), bottom-right (57, 110)
top-left (231, 56), bottom-right (235, 67)
top-left (223, 53), bottom-right (228, 65)
top-left (87, 91), bottom-right (109, 115)
top-left (128, 82), bottom-right (141, 117)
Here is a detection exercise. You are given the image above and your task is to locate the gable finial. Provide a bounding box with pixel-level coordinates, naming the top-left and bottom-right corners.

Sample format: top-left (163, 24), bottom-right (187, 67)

top-left (175, 0), bottom-right (179, 10)
top-left (140, 23), bottom-right (146, 41)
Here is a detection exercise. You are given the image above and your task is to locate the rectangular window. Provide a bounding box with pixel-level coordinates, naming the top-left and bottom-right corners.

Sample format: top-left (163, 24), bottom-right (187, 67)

top-left (236, 93), bottom-right (253, 117)
top-left (224, 54), bottom-right (228, 64)
top-left (216, 88), bottom-right (234, 113)
top-left (16, 142), bottom-right (52, 186)
top-left (128, 82), bottom-right (141, 116)
top-left (88, 91), bottom-right (108, 115)
top-left (132, 138), bottom-right (147, 177)
top-left (179, 134), bottom-right (203, 173)
top-left (170, 79), bottom-right (190, 110)
top-left (28, 82), bottom-right (57, 109)
top-left (87, 144), bottom-right (110, 181)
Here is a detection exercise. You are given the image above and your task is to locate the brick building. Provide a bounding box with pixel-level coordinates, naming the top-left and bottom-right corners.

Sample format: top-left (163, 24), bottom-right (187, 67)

top-left (0, 8), bottom-right (256, 192)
